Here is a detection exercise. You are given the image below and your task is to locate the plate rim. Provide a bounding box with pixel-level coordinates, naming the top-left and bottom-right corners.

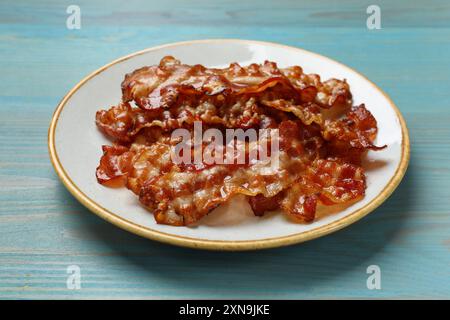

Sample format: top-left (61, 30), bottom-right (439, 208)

top-left (48, 39), bottom-right (410, 251)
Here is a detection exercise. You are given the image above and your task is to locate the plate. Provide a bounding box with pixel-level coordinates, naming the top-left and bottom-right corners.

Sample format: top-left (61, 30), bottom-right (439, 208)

top-left (48, 39), bottom-right (410, 250)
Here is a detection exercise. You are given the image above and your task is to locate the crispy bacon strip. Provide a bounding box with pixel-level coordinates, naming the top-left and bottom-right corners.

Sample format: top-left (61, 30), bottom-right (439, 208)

top-left (96, 97), bottom-right (326, 143)
top-left (95, 102), bottom-right (197, 143)
top-left (323, 104), bottom-right (386, 150)
top-left (96, 58), bottom-right (352, 142)
top-left (121, 56), bottom-right (351, 110)
top-left (95, 97), bottom-right (299, 143)
top-left (248, 159), bottom-right (366, 222)
top-left (261, 99), bottom-right (323, 126)
top-left (96, 145), bottom-right (134, 187)
top-left (139, 159), bottom-right (303, 225)
top-left (248, 193), bottom-right (285, 217)
top-left (281, 159), bottom-right (366, 222)
top-left (133, 121), bottom-right (319, 225)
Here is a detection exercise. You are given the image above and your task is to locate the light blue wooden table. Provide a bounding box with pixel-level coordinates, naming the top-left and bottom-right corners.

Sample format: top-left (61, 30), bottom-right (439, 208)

top-left (1, 0), bottom-right (449, 299)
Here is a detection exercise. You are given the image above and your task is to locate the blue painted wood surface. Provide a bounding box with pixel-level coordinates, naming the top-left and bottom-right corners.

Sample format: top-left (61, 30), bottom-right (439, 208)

top-left (1, 0), bottom-right (449, 299)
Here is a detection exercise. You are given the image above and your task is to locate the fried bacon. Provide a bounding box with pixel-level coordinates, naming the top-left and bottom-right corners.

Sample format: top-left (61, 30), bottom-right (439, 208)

top-left (96, 144), bottom-right (134, 187)
top-left (96, 95), bottom-right (323, 143)
top-left (249, 159), bottom-right (366, 222)
top-left (121, 56), bottom-right (351, 110)
top-left (95, 57), bottom-right (386, 226)
top-left (323, 104), bottom-right (386, 150)
top-left (281, 159), bottom-right (366, 222)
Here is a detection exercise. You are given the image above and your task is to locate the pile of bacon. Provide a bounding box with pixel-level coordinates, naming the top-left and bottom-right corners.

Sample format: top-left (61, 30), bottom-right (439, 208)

top-left (95, 56), bottom-right (385, 226)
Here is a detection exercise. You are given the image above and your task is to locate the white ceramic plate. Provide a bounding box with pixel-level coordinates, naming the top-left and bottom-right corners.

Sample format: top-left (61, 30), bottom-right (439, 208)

top-left (48, 39), bottom-right (410, 250)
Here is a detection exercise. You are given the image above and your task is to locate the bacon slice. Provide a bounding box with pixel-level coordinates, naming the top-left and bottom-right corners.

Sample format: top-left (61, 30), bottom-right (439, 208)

top-left (247, 159), bottom-right (366, 223)
top-left (134, 121), bottom-right (318, 225)
top-left (96, 102), bottom-right (197, 143)
top-left (281, 159), bottom-right (366, 222)
top-left (96, 98), bottom-right (326, 143)
top-left (323, 104), bottom-right (386, 150)
top-left (121, 56), bottom-right (351, 111)
top-left (95, 98), bottom-right (295, 143)
top-left (248, 193), bottom-right (285, 216)
top-left (96, 144), bottom-right (134, 187)
top-left (95, 103), bottom-right (135, 143)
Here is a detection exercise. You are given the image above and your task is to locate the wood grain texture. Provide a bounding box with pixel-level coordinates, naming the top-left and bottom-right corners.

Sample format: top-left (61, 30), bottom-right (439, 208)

top-left (1, 0), bottom-right (449, 299)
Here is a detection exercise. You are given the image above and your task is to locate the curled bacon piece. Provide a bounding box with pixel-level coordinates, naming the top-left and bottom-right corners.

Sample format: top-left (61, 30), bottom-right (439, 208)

top-left (281, 159), bottom-right (366, 222)
top-left (95, 57), bottom-right (385, 226)
top-left (247, 159), bottom-right (366, 223)
top-left (323, 104), bottom-right (386, 150)
top-left (138, 156), bottom-right (305, 225)
top-left (249, 193), bottom-right (285, 217)
top-left (95, 96), bottom-right (299, 142)
top-left (95, 97), bottom-right (326, 143)
top-left (96, 144), bottom-right (134, 187)
top-left (95, 102), bottom-right (197, 143)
